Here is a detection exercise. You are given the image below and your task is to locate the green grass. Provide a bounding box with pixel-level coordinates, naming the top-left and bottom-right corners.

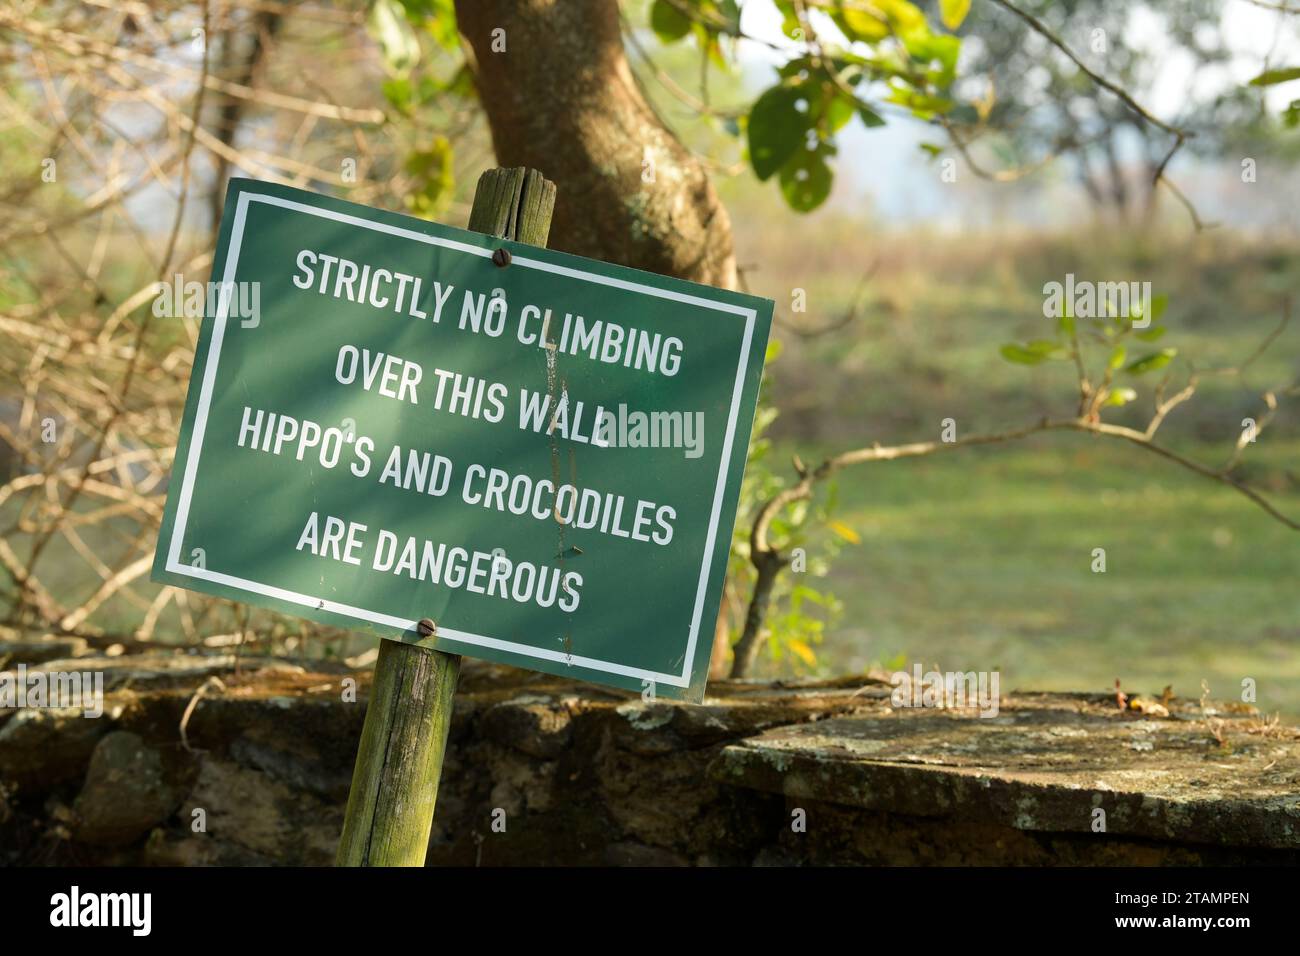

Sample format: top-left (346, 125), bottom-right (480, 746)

top-left (736, 222), bottom-right (1300, 449)
top-left (724, 219), bottom-right (1300, 717)
top-left (774, 435), bottom-right (1300, 719)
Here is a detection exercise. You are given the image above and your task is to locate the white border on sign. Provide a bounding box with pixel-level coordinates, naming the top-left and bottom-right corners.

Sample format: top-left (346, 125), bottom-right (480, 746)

top-left (165, 190), bottom-right (757, 689)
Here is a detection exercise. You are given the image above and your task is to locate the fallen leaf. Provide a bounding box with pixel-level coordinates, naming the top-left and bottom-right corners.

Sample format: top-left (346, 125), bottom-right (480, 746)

top-left (1127, 696), bottom-right (1170, 717)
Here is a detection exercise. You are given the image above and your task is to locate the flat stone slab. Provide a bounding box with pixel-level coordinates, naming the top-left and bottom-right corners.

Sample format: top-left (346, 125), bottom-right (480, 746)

top-left (710, 690), bottom-right (1300, 849)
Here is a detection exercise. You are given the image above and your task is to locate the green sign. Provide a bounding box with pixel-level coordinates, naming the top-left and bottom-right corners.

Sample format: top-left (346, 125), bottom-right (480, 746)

top-left (153, 179), bottom-right (772, 702)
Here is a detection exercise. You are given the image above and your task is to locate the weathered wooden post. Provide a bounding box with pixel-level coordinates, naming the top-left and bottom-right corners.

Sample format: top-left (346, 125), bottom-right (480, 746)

top-left (335, 168), bottom-right (556, 867)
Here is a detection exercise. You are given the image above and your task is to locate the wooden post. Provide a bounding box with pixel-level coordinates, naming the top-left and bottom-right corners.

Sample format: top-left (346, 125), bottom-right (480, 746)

top-left (335, 639), bottom-right (461, 866)
top-left (336, 167), bottom-right (556, 866)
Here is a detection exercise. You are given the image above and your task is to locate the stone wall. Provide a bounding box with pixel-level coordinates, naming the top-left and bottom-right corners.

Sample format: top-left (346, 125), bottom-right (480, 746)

top-left (2, 636), bottom-right (1297, 865)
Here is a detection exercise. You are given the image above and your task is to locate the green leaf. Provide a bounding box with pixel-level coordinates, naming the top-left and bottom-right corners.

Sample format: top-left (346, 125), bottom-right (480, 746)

top-left (824, 92), bottom-right (857, 132)
top-left (381, 77), bottom-right (414, 113)
top-left (1149, 293), bottom-right (1168, 324)
top-left (404, 135), bottom-right (455, 219)
top-left (904, 32), bottom-right (960, 75)
top-left (1057, 312), bottom-right (1075, 335)
top-left (1000, 339), bottom-right (1063, 364)
top-left (413, 0), bottom-right (460, 51)
top-left (1000, 344), bottom-right (1047, 365)
top-left (835, 0), bottom-right (926, 43)
top-left (858, 105), bottom-right (886, 128)
top-left (1249, 67), bottom-right (1300, 87)
top-left (1104, 387), bottom-right (1138, 407)
top-left (368, 0), bottom-right (421, 76)
top-left (777, 55), bottom-right (813, 80)
top-left (778, 145), bottom-right (833, 212)
top-left (747, 84), bottom-right (810, 181)
top-left (1108, 344), bottom-right (1126, 370)
top-left (885, 83), bottom-right (954, 118)
top-left (1128, 292), bottom-right (1167, 328)
top-left (878, 0), bottom-right (927, 32)
top-left (694, 21), bottom-right (729, 68)
top-left (834, 3), bottom-right (888, 42)
top-left (650, 0), bottom-right (692, 42)
top-left (714, 0), bottom-right (742, 34)
top-left (1134, 326), bottom-right (1166, 342)
top-left (940, 0), bottom-right (971, 30)
top-left (1123, 348), bottom-right (1177, 376)
top-left (779, 9), bottom-right (803, 41)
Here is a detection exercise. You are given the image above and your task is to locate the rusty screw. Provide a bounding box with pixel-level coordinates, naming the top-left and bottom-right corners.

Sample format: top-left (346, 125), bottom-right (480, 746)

top-left (417, 618), bottom-right (436, 637)
top-left (492, 247), bottom-right (512, 268)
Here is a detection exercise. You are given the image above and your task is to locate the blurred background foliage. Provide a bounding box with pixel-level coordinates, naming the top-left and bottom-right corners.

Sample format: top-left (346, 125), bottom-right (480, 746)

top-left (0, 0), bottom-right (1297, 714)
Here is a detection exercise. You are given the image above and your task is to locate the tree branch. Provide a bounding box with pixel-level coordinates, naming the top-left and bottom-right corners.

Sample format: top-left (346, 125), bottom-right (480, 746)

top-left (986, 0), bottom-right (1203, 228)
top-left (729, 400), bottom-right (1300, 678)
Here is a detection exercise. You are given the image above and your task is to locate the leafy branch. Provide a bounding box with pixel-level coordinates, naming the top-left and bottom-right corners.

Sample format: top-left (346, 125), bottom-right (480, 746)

top-left (729, 299), bottom-right (1299, 678)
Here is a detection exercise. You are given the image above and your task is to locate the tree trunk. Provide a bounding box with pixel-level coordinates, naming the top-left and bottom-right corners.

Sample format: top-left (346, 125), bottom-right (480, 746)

top-left (453, 0), bottom-right (737, 289)
top-left (729, 550), bottom-right (784, 679)
top-left (454, 0), bottom-right (741, 675)
top-left (209, 10), bottom-right (281, 237)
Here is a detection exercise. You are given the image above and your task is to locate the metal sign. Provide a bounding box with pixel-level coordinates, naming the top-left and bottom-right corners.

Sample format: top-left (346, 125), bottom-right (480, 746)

top-left (152, 179), bottom-right (772, 701)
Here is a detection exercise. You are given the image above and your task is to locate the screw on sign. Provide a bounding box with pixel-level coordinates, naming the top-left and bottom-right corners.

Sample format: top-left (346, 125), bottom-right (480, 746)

top-left (151, 167), bottom-right (773, 866)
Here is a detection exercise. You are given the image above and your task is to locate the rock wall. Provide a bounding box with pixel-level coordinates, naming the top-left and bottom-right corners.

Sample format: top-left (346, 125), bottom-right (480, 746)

top-left (2, 637), bottom-right (1297, 866)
